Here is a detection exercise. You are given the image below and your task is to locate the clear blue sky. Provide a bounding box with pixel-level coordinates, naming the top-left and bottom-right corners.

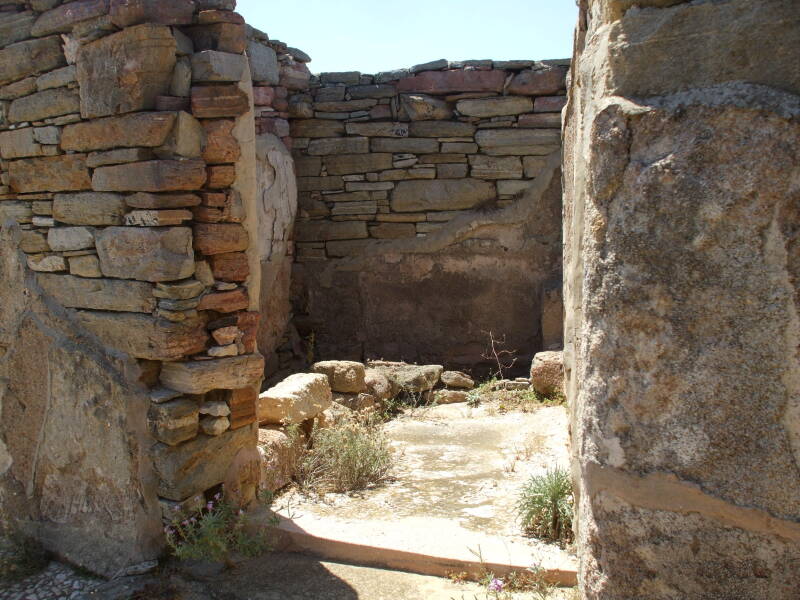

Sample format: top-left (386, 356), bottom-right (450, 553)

top-left (236, 0), bottom-right (578, 75)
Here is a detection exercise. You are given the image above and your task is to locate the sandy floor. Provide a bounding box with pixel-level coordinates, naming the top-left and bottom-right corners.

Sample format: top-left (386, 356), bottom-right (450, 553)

top-left (273, 402), bottom-right (575, 576)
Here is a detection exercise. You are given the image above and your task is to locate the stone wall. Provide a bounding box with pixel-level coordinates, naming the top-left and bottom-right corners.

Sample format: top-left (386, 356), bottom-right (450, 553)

top-left (564, 0), bottom-right (800, 597)
top-left (0, 0), bottom-right (307, 575)
top-left (286, 60), bottom-right (568, 375)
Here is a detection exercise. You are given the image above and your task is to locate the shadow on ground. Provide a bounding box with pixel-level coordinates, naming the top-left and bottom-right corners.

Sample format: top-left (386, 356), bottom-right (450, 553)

top-left (83, 553), bottom-right (360, 600)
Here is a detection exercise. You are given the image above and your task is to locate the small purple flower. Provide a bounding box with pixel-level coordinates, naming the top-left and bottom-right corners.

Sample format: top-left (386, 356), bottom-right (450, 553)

top-left (214, 492), bottom-right (222, 501)
top-left (190, 517), bottom-right (197, 524)
top-left (206, 502), bottom-right (214, 511)
top-left (172, 505), bottom-right (180, 512)
top-left (488, 578), bottom-right (504, 593)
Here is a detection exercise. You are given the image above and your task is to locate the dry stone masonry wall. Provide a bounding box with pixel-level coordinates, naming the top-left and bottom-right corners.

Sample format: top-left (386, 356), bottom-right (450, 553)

top-left (0, 0), bottom-right (307, 575)
top-left (286, 59), bottom-right (568, 375)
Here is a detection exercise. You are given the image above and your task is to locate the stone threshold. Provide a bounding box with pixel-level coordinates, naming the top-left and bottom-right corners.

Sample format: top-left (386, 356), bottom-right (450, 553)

top-left (265, 511), bottom-right (578, 587)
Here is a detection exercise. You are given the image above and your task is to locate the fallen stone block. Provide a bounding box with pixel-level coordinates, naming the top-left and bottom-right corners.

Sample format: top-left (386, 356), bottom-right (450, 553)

top-left (258, 373), bottom-right (332, 425)
top-left (368, 361), bottom-right (444, 394)
top-left (441, 371), bottom-right (475, 390)
top-left (529, 351), bottom-right (563, 397)
top-left (312, 360), bottom-right (367, 394)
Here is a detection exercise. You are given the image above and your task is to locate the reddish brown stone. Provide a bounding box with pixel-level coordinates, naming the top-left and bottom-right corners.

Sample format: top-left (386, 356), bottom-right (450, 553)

top-left (184, 23), bottom-right (246, 55)
top-left (200, 192), bottom-right (228, 207)
top-left (194, 223), bottom-right (248, 255)
top-left (9, 155), bottom-right (91, 193)
top-left (228, 387), bottom-right (257, 430)
top-left (191, 85), bottom-right (249, 118)
top-left (253, 86), bottom-right (274, 106)
top-left (507, 68), bottom-right (567, 96)
top-left (202, 119), bottom-right (240, 164)
top-left (237, 311), bottom-right (259, 354)
top-left (534, 96), bottom-right (567, 113)
top-left (192, 205), bottom-right (224, 223)
top-left (156, 96), bottom-right (191, 111)
top-left (208, 252), bottom-right (249, 282)
top-left (396, 70), bottom-right (506, 94)
top-left (109, 0), bottom-right (195, 27)
top-left (197, 288), bottom-right (249, 313)
top-left (206, 165), bottom-right (236, 189)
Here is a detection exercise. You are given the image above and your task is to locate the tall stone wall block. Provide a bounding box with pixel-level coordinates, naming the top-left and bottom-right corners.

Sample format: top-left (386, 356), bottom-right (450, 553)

top-left (76, 24), bottom-right (177, 118)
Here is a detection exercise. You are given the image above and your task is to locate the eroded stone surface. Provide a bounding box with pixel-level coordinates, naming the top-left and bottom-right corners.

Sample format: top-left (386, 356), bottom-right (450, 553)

top-left (563, 1), bottom-right (800, 596)
top-left (76, 24), bottom-right (176, 118)
top-left (258, 372), bottom-right (332, 425)
top-left (96, 226), bottom-right (195, 282)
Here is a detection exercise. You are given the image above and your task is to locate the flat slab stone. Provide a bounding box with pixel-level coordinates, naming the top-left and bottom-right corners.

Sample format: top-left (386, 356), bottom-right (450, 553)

top-left (8, 155), bottom-right (91, 193)
top-left (61, 112), bottom-right (177, 152)
top-left (160, 354), bottom-right (265, 394)
top-left (92, 160), bottom-right (207, 192)
top-left (391, 179), bottom-right (495, 212)
top-left (75, 311), bottom-right (209, 361)
top-left (396, 70), bottom-right (506, 94)
top-left (95, 226), bottom-right (195, 282)
top-left (0, 36), bottom-right (65, 86)
top-left (37, 274), bottom-right (156, 313)
top-left (53, 192), bottom-right (127, 226)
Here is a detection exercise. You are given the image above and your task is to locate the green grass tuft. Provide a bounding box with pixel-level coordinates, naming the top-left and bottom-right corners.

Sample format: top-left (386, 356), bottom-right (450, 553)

top-left (516, 468), bottom-right (574, 545)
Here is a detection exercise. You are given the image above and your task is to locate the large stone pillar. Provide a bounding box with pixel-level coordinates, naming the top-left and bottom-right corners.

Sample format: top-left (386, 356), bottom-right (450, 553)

top-left (563, 0), bottom-right (800, 597)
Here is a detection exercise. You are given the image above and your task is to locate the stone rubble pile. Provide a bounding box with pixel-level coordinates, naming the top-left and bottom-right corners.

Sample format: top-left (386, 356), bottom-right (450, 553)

top-left (0, 0), bottom-right (309, 556)
top-left (289, 59), bottom-right (568, 260)
top-left (255, 359), bottom-right (480, 491)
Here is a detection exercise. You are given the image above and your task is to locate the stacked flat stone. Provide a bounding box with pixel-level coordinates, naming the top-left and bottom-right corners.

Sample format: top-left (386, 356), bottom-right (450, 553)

top-left (0, 0), bottom-right (308, 529)
top-left (289, 59), bottom-right (568, 260)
